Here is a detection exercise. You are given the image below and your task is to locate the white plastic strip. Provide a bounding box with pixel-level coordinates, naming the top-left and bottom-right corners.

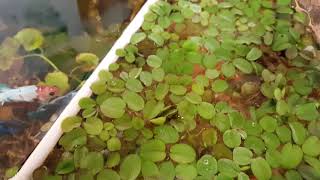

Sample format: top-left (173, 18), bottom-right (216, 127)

top-left (12, 0), bottom-right (158, 179)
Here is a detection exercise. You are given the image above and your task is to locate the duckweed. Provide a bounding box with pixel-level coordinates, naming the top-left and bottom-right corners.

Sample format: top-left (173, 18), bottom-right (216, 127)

top-left (35, 0), bottom-right (320, 179)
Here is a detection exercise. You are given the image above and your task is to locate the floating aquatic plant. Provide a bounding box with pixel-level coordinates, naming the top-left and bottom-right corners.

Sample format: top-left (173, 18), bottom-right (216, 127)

top-left (33, 0), bottom-right (320, 179)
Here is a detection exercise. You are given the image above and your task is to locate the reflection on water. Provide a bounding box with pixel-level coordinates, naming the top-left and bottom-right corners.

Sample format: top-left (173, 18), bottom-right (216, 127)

top-left (0, 0), bottom-right (140, 177)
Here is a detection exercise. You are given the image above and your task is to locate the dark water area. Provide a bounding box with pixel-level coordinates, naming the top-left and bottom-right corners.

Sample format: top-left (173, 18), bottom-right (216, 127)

top-left (0, 0), bottom-right (131, 40)
top-left (0, 0), bottom-right (143, 177)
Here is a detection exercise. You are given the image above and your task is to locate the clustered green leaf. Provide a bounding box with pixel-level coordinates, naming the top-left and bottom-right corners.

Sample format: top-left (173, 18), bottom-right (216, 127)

top-left (37, 0), bottom-right (320, 180)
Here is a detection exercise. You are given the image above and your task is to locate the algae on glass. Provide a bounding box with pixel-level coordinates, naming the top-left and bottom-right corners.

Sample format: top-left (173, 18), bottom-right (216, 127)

top-left (34, 0), bottom-right (320, 179)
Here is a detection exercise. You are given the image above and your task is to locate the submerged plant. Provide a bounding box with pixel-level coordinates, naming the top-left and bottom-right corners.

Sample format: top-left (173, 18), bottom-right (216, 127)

top-left (33, 0), bottom-right (320, 179)
top-left (0, 28), bottom-right (100, 94)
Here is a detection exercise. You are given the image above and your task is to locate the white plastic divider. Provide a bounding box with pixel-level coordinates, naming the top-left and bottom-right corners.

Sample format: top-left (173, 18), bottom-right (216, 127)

top-left (12, 0), bottom-right (158, 179)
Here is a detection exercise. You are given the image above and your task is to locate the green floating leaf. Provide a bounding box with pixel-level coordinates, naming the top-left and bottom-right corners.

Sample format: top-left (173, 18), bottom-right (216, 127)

top-left (107, 137), bottom-right (122, 151)
top-left (175, 164), bottom-right (197, 180)
top-left (259, 115), bottom-right (277, 132)
top-left (140, 139), bottom-right (166, 162)
top-left (139, 71), bottom-right (153, 86)
top-left (125, 78), bottom-right (143, 92)
top-left (233, 58), bottom-right (253, 74)
top-left (150, 117), bottom-right (166, 125)
top-left (217, 159), bottom-right (241, 178)
top-left (97, 169), bottom-right (120, 180)
top-left (75, 53), bottom-right (99, 72)
top-left (83, 117), bottom-right (103, 135)
top-left (251, 157), bottom-right (272, 180)
top-left (212, 80), bottom-right (229, 93)
top-left (170, 85), bottom-right (187, 95)
top-left (122, 91), bottom-right (145, 111)
top-left (106, 152), bottom-right (120, 168)
top-left (246, 47), bottom-right (262, 61)
top-left (276, 125), bottom-right (292, 143)
top-left (147, 55), bottom-right (163, 68)
top-left (295, 103), bottom-right (319, 121)
top-left (130, 32), bottom-right (147, 45)
top-left (154, 125), bottom-right (179, 144)
top-left (61, 116), bottom-right (82, 133)
top-left (159, 161), bottom-right (176, 180)
top-left (302, 136), bottom-right (320, 157)
top-left (143, 100), bottom-right (164, 120)
top-left (221, 63), bottom-right (236, 78)
top-left (14, 28), bottom-right (44, 51)
top-left (91, 81), bottom-right (107, 95)
top-left (141, 160), bottom-right (159, 177)
top-left (148, 33), bottom-right (165, 46)
top-left (79, 98), bottom-right (96, 109)
top-left (233, 147), bottom-right (253, 165)
top-left (238, 172), bottom-right (250, 180)
top-left (44, 71), bottom-right (70, 95)
top-left (155, 83), bottom-right (169, 100)
top-left (197, 155), bottom-right (218, 177)
top-left (59, 128), bottom-right (87, 151)
top-left (55, 159), bottom-right (74, 175)
top-left (80, 152), bottom-right (104, 175)
top-left (280, 143), bottom-right (303, 169)
top-left (100, 97), bottom-right (126, 119)
top-left (289, 121), bottom-right (306, 145)
top-left (152, 68), bottom-right (165, 82)
top-left (197, 102), bottom-right (215, 119)
top-left (223, 129), bottom-right (241, 148)
top-left (170, 143), bottom-right (196, 163)
top-left (119, 154), bottom-right (141, 180)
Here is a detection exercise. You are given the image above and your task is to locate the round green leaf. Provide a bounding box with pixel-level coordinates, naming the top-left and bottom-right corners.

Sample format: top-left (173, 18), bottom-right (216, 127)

top-left (15, 28), bottom-right (44, 51)
top-left (289, 121), bottom-right (307, 145)
top-left (83, 117), bottom-right (103, 135)
top-left (233, 58), bottom-right (253, 74)
top-left (119, 154), bottom-right (141, 180)
top-left (140, 139), bottom-right (166, 162)
top-left (212, 80), bottom-right (229, 93)
top-left (107, 137), bottom-right (121, 151)
top-left (159, 161), bottom-right (176, 180)
top-left (122, 91), bottom-right (145, 111)
top-left (197, 155), bottom-right (218, 176)
top-left (44, 71), bottom-right (70, 94)
top-left (170, 143), bottom-right (196, 163)
top-left (154, 125), bottom-right (179, 144)
top-left (302, 136), bottom-right (320, 157)
top-left (295, 103), bottom-right (319, 121)
top-left (259, 115), bottom-right (277, 132)
top-left (141, 160), bottom-right (159, 177)
top-left (223, 129), bottom-right (241, 148)
top-left (80, 152), bottom-right (104, 175)
top-left (126, 78), bottom-right (143, 92)
top-left (97, 169), bottom-right (120, 180)
top-left (217, 159), bottom-right (240, 178)
top-left (197, 102), bottom-right (215, 119)
top-left (280, 143), bottom-right (303, 169)
top-left (55, 159), bottom-right (75, 175)
top-left (175, 164), bottom-right (197, 180)
top-left (100, 97), bottom-right (126, 119)
top-left (61, 116), bottom-right (82, 133)
top-left (233, 147), bottom-right (253, 165)
top-left (130, 32), bottom-right (147, 44)
top-left (147, 55), bottom-right (162, 68)
top-left (76, 53), bottom-right (99, 71)
top-left (251, 157), bottom-right (272, 180)
top-left (246, 47), bottom-right (262, 61)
